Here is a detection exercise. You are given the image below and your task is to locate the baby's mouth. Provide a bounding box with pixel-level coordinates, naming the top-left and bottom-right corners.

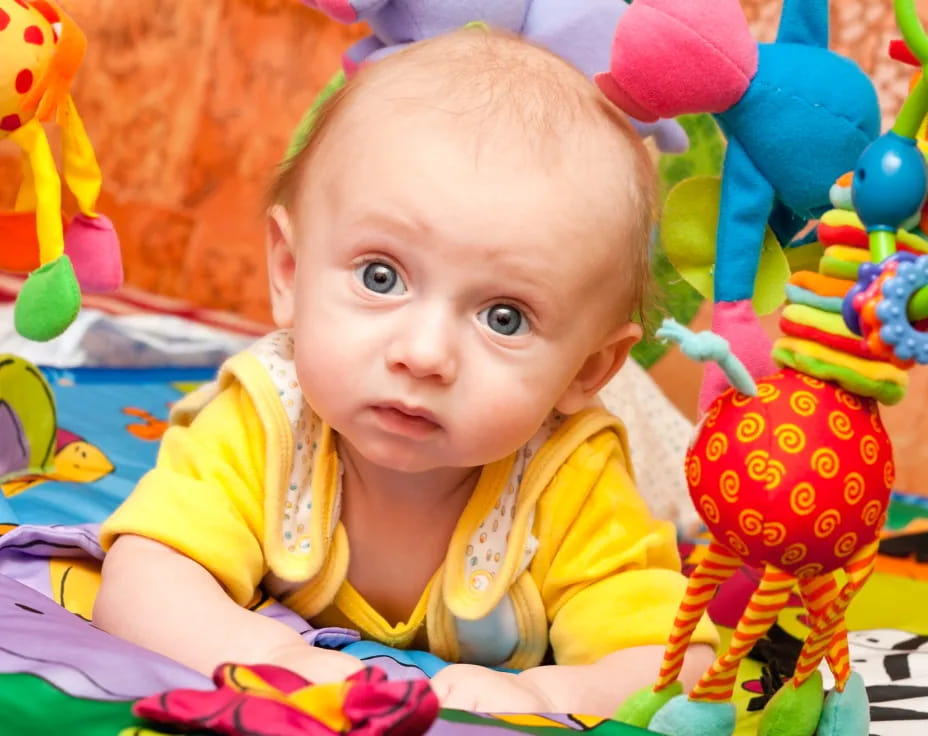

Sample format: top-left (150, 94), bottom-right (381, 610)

top-left (370, 403), bottom-right (441, 437)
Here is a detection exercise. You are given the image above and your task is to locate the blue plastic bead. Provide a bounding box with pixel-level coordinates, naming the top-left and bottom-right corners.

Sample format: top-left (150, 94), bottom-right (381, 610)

top-left (852, 132), bottom-right (928, 231)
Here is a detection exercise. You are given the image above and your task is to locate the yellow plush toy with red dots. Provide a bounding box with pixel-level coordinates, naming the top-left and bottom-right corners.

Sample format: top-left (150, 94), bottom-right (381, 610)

top-left (0, 0), bottom-right (122, 342)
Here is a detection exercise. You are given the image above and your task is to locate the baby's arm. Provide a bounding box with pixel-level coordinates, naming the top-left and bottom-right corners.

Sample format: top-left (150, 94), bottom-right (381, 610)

top-left (517, 643), bottom-right (715, 714)
top-left (94, 534), bottom-right (362, 682)
top-left (431, 644), bottom-right (714, 715)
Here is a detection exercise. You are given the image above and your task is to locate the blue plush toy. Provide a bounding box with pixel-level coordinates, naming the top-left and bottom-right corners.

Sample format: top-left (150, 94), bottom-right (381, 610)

top-left (298, 0), bottom-right (689, 153)
top-left (596, 0), bottom-right (881, 409)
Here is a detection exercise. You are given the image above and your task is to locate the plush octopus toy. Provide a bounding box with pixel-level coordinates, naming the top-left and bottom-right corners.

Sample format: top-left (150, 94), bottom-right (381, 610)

top-left (0, 0), bottom-right (122, 342)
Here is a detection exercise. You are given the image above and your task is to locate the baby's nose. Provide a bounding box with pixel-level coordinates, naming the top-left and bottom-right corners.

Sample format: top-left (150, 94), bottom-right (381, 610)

top-left (385, 309), bottom-right (458, 383)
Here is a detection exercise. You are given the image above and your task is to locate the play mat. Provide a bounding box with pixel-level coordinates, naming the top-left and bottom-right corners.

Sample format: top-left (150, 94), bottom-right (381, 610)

top-left (0, 361), bottom-right (926, 735)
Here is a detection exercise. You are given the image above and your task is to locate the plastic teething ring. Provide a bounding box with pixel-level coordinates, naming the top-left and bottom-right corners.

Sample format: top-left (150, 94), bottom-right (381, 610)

top-left (860, 253), bottom-right (928, 366)
top-left (858, 265), bottom-right (910, 366)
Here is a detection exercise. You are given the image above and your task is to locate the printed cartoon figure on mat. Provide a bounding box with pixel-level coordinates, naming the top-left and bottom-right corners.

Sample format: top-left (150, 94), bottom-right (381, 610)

top-left (93, 28), bottom-right (717, 716)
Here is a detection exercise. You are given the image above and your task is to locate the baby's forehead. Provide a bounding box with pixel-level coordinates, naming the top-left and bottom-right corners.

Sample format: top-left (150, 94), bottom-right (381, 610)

top-left (330, 32), bottom-right (619, 144)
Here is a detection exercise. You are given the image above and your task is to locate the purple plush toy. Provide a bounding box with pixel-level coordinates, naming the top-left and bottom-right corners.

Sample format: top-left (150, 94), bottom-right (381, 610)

top-left (299, 0), bottom-right (689, 152)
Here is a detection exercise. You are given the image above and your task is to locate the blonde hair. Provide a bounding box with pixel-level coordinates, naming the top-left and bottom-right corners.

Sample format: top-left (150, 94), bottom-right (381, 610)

top-left (268, 27), bottom-right (657, 323)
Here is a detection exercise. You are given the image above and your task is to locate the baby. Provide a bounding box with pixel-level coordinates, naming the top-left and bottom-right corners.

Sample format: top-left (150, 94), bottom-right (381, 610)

top-left (93, 28), bottom-right (716, 716)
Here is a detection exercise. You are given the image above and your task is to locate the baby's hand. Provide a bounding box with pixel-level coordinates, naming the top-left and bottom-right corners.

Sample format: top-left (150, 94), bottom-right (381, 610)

top-left (429, 664), bottom-right (554, 713)
top-left (263, 642), bottom-right (364, 684)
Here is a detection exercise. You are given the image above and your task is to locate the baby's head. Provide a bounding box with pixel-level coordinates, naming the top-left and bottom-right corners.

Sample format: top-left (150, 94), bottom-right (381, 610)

top-left (267, 28), bottom-right (657, 472)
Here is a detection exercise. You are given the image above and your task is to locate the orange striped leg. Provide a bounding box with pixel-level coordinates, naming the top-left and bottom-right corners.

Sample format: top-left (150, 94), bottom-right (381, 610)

top-left (797, 573), bottom-right (847, 684)
top-left (791, 541), bottom-right (878, 690)
top-left (654, 540), bottom-right (743, 692)
top-left (688, 565), bottom-right (796, 703)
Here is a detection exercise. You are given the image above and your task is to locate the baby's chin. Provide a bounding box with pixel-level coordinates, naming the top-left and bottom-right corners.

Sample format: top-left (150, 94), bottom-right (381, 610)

top-left (340, 434), bottom-right (496, 475)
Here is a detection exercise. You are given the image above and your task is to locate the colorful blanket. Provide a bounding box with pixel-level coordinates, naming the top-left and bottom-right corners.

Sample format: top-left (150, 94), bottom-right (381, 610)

top-left (1, 366), bottom-right (927, 735)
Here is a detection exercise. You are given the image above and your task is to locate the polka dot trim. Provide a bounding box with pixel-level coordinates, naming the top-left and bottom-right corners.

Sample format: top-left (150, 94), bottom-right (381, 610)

top-left (250, 330), bottom-right (341, 558)
top-left (464, 411), bottom-right (565, 593)
top-left (0, 9), bottom-right (10, 31)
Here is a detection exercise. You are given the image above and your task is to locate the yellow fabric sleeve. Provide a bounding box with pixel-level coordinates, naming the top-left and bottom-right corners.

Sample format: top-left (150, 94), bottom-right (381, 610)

top-left (99, 382), bottom-right (268, 606)
top-left (530, 429), bottom-right (718, 665)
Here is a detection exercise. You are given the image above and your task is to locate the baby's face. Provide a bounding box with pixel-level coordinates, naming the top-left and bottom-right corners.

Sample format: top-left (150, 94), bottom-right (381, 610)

top-left (285, 104), bottom-right (630, 472)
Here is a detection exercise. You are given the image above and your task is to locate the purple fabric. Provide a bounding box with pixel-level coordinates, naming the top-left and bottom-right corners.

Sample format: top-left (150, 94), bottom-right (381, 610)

top-left (0, 572), bottom-right (210, 699)
top-left (0, 401), bottom-right (29, 478)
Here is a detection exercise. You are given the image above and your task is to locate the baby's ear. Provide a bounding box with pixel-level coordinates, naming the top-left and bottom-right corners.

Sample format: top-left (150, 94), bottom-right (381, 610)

top-left (556, 323), bottom-right (642, 415)
top-left (267, 205), bottom-right (297, 328)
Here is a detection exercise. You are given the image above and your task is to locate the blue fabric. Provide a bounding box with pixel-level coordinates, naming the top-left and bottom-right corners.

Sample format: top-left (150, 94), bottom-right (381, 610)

top-left (776, 0), bottom-right (828, 48)
top-left (2, 366), bottom-right (214, 527)
top-left (817, 672), bottom-right (870, 736)
top-left (713, 137), bottom-right (774, 302)
top-left (649, 695), bottom-right (736, 736)
top-left (718, 44), bottom-right (880, 221)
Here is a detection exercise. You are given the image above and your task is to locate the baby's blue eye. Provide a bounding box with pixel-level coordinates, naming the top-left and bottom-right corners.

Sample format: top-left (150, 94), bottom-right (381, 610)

top-left (479, 304), bottom-right (528, 336)
top-left (357, 262), bottom-right (406, 295)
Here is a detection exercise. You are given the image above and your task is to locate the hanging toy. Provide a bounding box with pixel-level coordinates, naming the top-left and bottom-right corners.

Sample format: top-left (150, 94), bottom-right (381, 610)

top-left (0, 0), bottom-right (122, 341)
top-left (594, 0), bottom-right (881, 411)
top-left (613, 3), bottom-right (928, 735)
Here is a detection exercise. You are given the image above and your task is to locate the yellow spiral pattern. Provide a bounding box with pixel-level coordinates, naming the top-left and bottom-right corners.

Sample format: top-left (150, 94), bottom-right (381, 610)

top-left (774, 424), bottom-right (806, 454)
top-left (763, 521), bottom-right (787, 546)
top-left (705, 401), bottom-right (722, 428)
top-left (795, 562), bottom-right (824, 579)
top-left (843, 472), bottom-right (865, 505)
top-left (706, 432), bottom-right (729, 462)
top-left (686, 455), bottom-right (702, 487)
top-left (739, 509), bottom-right (764, 537)
top-left (764, 458), bottom-right (786, 491)
top-left (869, 410), bottom-right (884, 435)
top-left (828, 411), bottom-right (854, 441)
top-left (725, 530), bottom-right (750, 557)
top-left (836, 389), bottom-right (863, 411)
top-left (800, 375), bottom-right (825, 389)
top-left (811, 448), bottom-right (839, 479)
top-left (732, 392), bottom-right (754, 408)
top-left (859, 435), bottom-right (879, 465)
top-left (884, 460), bottom-right (895, 488)
top-left (746, 450), bottom-right (769, 483)
top-left (834, 532), bottom-right (858, 558)
top-left (790, 390), bottom-right (818, 417)
top-left (699, 494), bottom-right (720, 524)
top-left (736, 414), bottom-right (764, 444)
top-left (758, 383), bottom-right (781, 403)
top-left (780, 543), bottom-right (807, 566)
top-left (720, 470), bottom-right (740, 503)
top-left (814, 509), bottom-right (841, 538)
top-left (790, 482), bottom-right (816, 516)
top-left (862, 499), bottom-right (883, 527)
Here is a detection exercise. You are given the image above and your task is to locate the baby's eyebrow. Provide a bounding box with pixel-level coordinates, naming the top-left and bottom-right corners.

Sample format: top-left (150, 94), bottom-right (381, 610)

top-left (347, 211), bottom-right (433, 240)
